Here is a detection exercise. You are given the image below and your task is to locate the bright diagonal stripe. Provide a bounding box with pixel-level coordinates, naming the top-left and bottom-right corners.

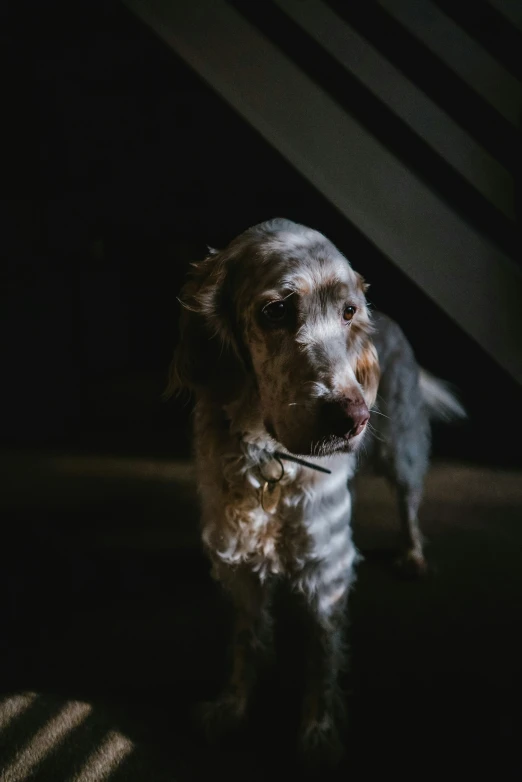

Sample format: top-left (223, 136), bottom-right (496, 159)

top-left (0, 693), bottom-right (38, 731)
top-left (73, 731), bottom-right (134, 781)
top-left (2, 701), bottom-right (92, 782)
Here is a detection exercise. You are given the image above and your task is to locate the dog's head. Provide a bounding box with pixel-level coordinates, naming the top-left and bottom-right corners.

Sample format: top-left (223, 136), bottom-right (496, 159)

top-left (168, 219), bottom-right (380, 456)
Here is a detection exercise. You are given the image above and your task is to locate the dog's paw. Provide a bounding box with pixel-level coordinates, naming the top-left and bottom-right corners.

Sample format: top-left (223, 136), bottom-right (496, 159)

top-left (299, 715), bottom-right (344, 770)
top-left (394, 548), bottom-right (429, 579)
top-left (194, 693), bottom-right (247, 744)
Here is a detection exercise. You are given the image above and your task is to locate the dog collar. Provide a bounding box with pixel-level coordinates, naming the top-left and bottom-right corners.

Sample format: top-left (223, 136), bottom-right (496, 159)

top-left (272, 451), bottom-right (331, 475)
top-left (258, 451), bottom-right (331, 513)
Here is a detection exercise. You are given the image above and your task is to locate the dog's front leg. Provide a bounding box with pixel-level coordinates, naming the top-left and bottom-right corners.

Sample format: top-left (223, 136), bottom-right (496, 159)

top-left (298, 548), bottom-right (356, 765)
top-left (202, 564), bottom-right (274, 737)
top-left (301, 600), bottom-right (347, 763)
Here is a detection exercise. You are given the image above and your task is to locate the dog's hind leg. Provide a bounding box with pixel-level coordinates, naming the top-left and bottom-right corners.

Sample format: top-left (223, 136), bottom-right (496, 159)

top-left (395, 483), bottom-right (427, 575)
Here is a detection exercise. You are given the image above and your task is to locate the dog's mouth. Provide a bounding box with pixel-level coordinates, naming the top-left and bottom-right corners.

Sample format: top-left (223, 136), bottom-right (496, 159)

top-left (266, 424), bottom-right (365, 458)
top-left (306, 433), bottom-right (363, 457)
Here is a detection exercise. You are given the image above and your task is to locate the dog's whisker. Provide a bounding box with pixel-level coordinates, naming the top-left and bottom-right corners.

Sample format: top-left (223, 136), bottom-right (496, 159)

top-left (370, 409), bottom-right (390, 419)
top-left (366, 423), bottom-right (385, 443)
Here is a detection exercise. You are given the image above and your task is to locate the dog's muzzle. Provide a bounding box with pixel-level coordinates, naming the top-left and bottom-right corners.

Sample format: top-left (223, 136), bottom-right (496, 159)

top-left (320, 396), bottom-right (370, 441)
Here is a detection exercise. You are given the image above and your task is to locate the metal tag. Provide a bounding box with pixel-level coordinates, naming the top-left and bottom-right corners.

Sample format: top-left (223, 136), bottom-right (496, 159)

top-left (261, 481), bottom-right (281, 514)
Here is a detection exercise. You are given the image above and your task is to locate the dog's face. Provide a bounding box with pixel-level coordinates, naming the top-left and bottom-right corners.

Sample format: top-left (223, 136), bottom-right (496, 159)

top-left (170, 220), bottom-right (379, 457)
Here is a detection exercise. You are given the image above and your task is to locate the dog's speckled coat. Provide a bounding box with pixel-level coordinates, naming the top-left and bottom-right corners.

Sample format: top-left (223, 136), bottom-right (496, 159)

top-left (167, 219), bottom-right (464, 758)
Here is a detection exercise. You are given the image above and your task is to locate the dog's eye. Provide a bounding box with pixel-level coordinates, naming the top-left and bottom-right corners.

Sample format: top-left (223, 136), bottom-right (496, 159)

top-left (262, 300), bottom-right (287, 323)
top-left (343, 305), bottom-right (356, 323)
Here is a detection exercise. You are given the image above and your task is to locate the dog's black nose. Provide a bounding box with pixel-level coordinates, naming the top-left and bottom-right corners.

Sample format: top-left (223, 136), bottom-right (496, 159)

top-left (322, 397), bottom-right (370, 440)
top-left (340, 397), bottom-right (370, 439)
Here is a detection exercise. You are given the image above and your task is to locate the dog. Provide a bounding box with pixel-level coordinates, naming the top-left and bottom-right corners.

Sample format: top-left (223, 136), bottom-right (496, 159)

top-left (166, 218), bottom-right (464, 760)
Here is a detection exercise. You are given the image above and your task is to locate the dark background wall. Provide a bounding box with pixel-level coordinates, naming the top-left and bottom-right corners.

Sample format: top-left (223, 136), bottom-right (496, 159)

top-left (2, 0), bottom-right (521, 464)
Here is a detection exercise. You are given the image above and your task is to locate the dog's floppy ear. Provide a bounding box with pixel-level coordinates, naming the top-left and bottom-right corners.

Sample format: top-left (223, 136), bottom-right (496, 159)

top-left (355, 272), bottom-right (370, 293)
top-left (351, 272), bottom-right (379, 408)
top-left (355, 339), bottom-right (380, 409)
top-left (164, 251), bottom-right (247, 402)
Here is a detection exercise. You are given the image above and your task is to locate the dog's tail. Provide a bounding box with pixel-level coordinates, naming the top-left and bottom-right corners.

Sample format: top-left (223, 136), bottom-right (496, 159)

top-left (419, 369), bottom-right (466, 422)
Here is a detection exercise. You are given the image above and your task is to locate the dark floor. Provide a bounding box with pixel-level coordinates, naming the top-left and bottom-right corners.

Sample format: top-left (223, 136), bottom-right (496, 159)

top-left (1, 450), bottom-right (521, 779)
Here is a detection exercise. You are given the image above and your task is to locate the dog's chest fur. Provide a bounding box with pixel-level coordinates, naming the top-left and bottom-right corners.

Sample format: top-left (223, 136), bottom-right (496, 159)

top-left (193, 399), bottom-right (358, 586)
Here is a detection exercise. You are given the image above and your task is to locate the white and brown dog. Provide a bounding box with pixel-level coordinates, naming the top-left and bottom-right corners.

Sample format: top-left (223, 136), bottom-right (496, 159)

top-left (167, 218), bottom-right (463, 760)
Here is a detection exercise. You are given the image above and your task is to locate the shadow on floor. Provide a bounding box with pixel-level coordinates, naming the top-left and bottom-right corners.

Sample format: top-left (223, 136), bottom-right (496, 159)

top-left (0, 450), bottom-right (521, 779)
